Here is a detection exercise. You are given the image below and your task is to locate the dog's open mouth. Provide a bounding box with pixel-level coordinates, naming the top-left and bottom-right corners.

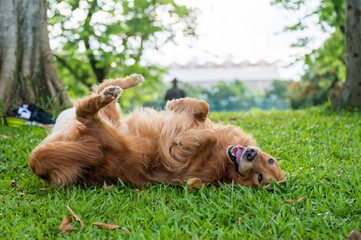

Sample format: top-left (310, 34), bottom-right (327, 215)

top-left (227, 145), bottom-right (246, 164)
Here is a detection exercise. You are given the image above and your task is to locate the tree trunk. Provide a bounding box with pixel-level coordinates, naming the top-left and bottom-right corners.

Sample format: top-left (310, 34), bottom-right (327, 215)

top-left (0, 0), bottom-right (71, 114)
top-left (333, 0), bottom-right (361, 108)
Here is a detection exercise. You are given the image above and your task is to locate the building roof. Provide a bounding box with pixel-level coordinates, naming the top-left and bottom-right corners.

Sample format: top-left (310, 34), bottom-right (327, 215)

top-left (164, 60), bottom-right (281, 89)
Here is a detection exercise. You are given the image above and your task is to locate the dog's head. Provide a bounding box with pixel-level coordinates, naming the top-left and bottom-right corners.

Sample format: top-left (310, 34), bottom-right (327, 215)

top-left (227, 145), bottom-right (284, 187)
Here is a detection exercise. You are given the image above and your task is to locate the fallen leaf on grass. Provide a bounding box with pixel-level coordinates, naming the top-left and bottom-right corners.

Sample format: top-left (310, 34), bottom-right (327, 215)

top-left (0, 135), bottom-right (13, 139)
top-left (92, 222), bottom-right (131, 234)
top-left (237, 213), bottom-right (252, 226)
top-left (348, 230), bottom-right (361, 240)
top-left (102, 185), bottom-right (114, 190)
top-left (133, 189), bottom-right (141, 194)
top-left (237, 217), bottom-right (242, 226)
top-left (59, 215), bottom-right (76, 235)
top-left (265, 178), bottom-right (287, 189)
top-left (28, 201), bottom-right (38, 209)
top-left (66, 206), bottom-right (84, 229)
top-left (39, 125), bottom-right (53, 129)
top-left (286, 197), bottom-right (306, 204)
top-left (11, 180), bottom-right (19, 187)
top-left (187, 178), bottom-right (202, 191)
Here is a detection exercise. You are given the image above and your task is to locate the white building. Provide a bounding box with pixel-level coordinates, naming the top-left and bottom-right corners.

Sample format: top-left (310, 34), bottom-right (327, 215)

top-left (164, 60), bottom-right (281, 89)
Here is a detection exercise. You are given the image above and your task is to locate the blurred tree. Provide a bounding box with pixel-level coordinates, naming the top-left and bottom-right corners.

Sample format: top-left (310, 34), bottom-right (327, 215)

top-left (0, 0), bottom-right (71, 114)
top-left (206, 80), bottom-right (246, 100)
top-left (170, 80), bottom-right (289, 111)
top-left (48, 0), bottom-right (196, 110)
top-left (201, 80), bottom-right (248, 111)
top-left (333, 0), bottom-right (361, 108)
top-left (265, 80), bottom-right (293, 99)
top-left (272, 0), bottom-right (346, 108)
top-left (182, 83), bottom-right (207, 100)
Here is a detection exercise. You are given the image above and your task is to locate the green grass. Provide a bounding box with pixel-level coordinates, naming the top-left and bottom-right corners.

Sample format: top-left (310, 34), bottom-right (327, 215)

top-left (1, 107), bottom-right (360, 239)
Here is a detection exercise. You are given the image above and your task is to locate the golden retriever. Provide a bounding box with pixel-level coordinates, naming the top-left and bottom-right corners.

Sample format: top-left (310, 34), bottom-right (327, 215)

top-left (29, 74), bottom-right (284, 188)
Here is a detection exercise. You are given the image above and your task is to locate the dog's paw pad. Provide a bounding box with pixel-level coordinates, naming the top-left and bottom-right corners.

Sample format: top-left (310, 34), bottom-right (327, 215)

top-left (100, 86), bottom-right (123, 102)
top-left (128, 74), bottom-right (144, 86)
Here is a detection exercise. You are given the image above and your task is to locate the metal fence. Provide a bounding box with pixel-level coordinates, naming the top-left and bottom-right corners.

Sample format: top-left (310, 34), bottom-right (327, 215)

top-left (206, 97), bottom-right (290, 112)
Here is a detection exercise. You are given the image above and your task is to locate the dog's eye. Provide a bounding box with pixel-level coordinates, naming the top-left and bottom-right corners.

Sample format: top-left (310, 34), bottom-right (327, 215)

top-left (258, 174), bottom-right (263, 183)
top-left (268, 159), bottom-right (274, 164)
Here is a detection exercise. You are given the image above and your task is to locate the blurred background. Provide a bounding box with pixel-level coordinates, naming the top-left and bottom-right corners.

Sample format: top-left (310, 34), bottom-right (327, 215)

top-left (0, 0), bottom-right (350, 115)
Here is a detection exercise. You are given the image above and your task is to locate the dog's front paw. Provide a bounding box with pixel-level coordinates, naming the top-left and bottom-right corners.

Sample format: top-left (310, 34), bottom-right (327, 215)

top-left (100, 86), bottom-right (123, 103)
top-left (127, 74), bottom-right (144, 86)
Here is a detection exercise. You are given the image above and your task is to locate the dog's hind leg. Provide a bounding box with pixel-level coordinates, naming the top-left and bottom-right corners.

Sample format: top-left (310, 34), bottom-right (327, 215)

top-left (94, 74), bottom-right (144, 123)
top-left (166, 98), bottom-right (209, 122)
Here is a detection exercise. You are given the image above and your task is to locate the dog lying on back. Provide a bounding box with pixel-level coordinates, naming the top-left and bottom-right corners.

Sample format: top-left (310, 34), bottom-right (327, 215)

top-left (29, 74), bottom-right (284, 188)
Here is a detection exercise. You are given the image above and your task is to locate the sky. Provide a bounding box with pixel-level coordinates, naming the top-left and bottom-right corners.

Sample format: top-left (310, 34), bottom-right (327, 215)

top-left (142, 0), bottom-right (330, 80)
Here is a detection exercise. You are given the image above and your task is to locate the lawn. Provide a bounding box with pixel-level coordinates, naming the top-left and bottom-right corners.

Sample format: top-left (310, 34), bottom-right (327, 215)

top-left (1, 107), bottom-right (360, 239)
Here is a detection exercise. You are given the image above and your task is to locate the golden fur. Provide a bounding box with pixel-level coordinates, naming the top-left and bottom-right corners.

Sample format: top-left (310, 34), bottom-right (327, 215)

top-left (29, 74), bottom-right (284, 188)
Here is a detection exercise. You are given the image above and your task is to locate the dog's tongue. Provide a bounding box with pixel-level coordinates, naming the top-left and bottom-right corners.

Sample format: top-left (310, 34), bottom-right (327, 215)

top-left (231, 145), bottom-right (246, 164)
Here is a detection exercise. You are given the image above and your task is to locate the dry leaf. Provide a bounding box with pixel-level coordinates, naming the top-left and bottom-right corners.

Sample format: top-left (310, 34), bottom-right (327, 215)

top-left (39, 125), bottom-right (53, 129)
top-left (237, 217), bottom-right (242, 226)
top-left (66, 206), bottom-right (84, 229)
top-left (59, 215), bottom-right (76, 235)
top-left (1, 135), bottom-right (13, 139)
top-left (238, 213), bottom-right (252, 226)
top-left (265, 178), bottom-right (287, 189)
top-left (133, 189), bottom-right (141, 194)
top-left (286, 197), bottom-right (305, 204)
top-left (348, 230), bottom-right (361, 240)
top-left (92, 222), bottom-right (131, 234)
top-left (11, 180), bottom-right (19, 187)
top-left (102, 185), bottom-right (114, 190)
top-left (187, 178), bottom-right (202, 191)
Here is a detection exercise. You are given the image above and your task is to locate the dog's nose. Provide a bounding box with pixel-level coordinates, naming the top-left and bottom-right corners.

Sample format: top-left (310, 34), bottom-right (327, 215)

top-left (245, 148), bottom-right (257, 161)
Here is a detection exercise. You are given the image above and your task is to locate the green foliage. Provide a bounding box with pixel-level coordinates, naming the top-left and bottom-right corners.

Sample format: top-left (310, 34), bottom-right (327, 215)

top-left (265, 79), bottom-right (293, 99)
top-left (287, 30), bottom-right (345, 109)
top-left (205, 80), bottom-right (250, 111)
top-left (182, 80), bottom-right (252, 112)
top-left (272, 0), bottom-right (345, 109)
top-left (182, 80), bottom-right (290, 111)
top-left (48, 0), bottom-right (196, 110)
top-left (272, 0), bottom-right (344, 31)
top-left (1, 107), bottom-right (361, 238)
